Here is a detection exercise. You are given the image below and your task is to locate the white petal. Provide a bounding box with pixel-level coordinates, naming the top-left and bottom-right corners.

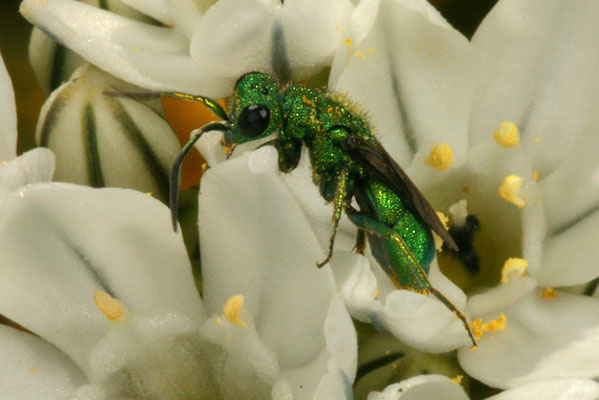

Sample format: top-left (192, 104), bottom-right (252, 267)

top-left (190, 0), bottom-right (353, 80)
top-left (470, 0), bottom-right (599, 175)
top-left (86, 313), bottom-right (210, 399)
top-left (378, 263), bottom-right (472, 353)
top-left (367, 375), bottom-right (469, 400)
top-left (486, 378), bottom-right (599, 400)
top-left (20, 0), bottom-right (233, 97)
top-left (0, 148), bottom-right (55, 205)
top-left (282, 296), bottom-right (356, 400)
top-left (200, 146), bottom-right (342, 371)
top-left (0, 51), bottom-right (17, 162)
top-left (539, 209), bottom-right (599, 287)
top-left (467, 277), bottom-right (537, 317)
top-left (329, 0), bottom-right (473, 167)
top-left (540, 112), bottom-right (599, 234)
top-left (119, 0), bottom-right (206, 36)
top-left (0, 184), bottom-right (203, 372)
top-left (202, 311), bottom-right (283, 399)
top-left (330, 252), bottom-right (379, 322)
top-left (0, 325), bottom-right (85, 399)
top-left (36, 65), bottom-right (180, 202)
top-left (458, 290), bottom-right (599, 389)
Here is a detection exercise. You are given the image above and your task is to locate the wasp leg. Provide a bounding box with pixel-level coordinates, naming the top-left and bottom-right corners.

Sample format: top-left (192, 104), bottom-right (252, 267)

top-left (344, 205), bottom-right (477, 347)
top-left (354, 228), bottom-right (366, 255)
top-left (170, 121), bottom-right (231, 232)
top-left (316, 169), bottom-right (349, 268)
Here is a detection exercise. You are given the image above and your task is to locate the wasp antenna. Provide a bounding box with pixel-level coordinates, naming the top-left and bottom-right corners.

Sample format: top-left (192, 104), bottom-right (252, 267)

top-left (271, 23), bottom-right (291, 85)
top-left (103, 90), bottom-right (163, 100)
top-left (170, 121), bottom-right (231, 232)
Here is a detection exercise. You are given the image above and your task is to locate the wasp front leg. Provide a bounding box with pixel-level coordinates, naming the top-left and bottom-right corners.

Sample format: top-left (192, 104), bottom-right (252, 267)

top-left (316, 169), bottom-right (349, 268)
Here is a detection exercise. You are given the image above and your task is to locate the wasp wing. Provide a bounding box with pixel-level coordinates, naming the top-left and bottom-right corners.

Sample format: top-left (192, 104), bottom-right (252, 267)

top-left (349, 138), bottom-right (458, 251)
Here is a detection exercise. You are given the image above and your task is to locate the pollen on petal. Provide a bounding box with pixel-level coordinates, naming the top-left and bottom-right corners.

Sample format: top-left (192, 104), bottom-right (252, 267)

top-left (93, 290), bottom-right (124, 321)
top-left (223, 294), bottom-right (246, 327)
top-left (493, 121), bottom-right (519, 148)
top-left (541, 287), bottom-right (558, 299)
top-left (451, 375), bottom-right (463, 384)
top-left (425, 143), bottom-right (453, 171)
top-left (501, 257), bottom-right (528, 283)
top-left (470, 312), bottom-right (507, 339)
top-left (498, 175), bottom-right (526, 207)
top-left (532, 171), bottom-right (539, 181)
top-left (484, 312), bottom-right (507, 333)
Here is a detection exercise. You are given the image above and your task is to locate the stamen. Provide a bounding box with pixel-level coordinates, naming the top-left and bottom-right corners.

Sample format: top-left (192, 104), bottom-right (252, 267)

top-left (448, 199), bottom-right (468, 228)
top-left (425, 143), bottom-right (453, 171)
top-left (223, 294), bottom-right (246, 327)
top-left (93, 290), bottom-right (124, 321)
top-left (452, 375), bottom-right (463, 384)
top-left (493, 121), bottom-right (519, 148)
top-left (498, 175), bottom-right (526, 207)
top-left (501, 258), bottom-right (528, 283)
top-left (541, 287), bottom-right (558, 299)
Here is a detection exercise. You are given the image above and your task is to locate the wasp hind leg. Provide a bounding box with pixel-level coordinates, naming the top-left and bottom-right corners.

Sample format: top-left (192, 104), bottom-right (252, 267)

top-left (316, 170), bottom-right (349, 268)
top-left (344, 206), bottom-right (477, 347)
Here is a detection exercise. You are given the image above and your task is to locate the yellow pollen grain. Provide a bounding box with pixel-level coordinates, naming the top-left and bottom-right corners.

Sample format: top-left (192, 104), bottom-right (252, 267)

top-left (355, 51), bottom-right (366, 59)
top-left (344, 38), bottom-right (352, 53)
top-left (532, 171), bottom-right (539, 181)
top-left (533, 136), bottom-right (542, 143)
top-left (498, 175), bottom-right (526, 208)
top-left (425, 143), bottom-right (453, 171)
top-left (132, 47), bottom-right (140, 53)
top-left (93, 290), bottom-right (124, 321)
top-left (201, 162), bottom-right (208, 172)
top-left (469, 319), bottom-right (484, 339)
top-left (368, 47), bottom-right (375, 54)
top-left (452, 375), bottom-right (463, 384)
top-left (493, 121), bottom-right (519, 148)
top-left (541, 287), bottom-right (558, 299)
top-left (301, 95), bottom-right (313, 105)
top-left (327, 106), bottom-right (333, 113)
top-left (374, 290), bottom-right (380, 297)
top-left (30, 367), bottom-right (37, 373)
top-left (470, 312), bottom-right (507, 339)
top-left (501, 258), bottom-right (528, 284)
top-left (223, 294), bottom-right (246, 327)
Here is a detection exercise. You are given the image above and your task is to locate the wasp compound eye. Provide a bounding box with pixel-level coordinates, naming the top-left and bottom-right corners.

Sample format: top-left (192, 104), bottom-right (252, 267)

top-left (238, 104), bottom-right (270, 138)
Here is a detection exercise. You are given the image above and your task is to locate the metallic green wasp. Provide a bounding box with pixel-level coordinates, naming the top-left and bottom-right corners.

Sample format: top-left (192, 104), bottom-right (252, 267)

top-left (158, 70), bottom-right (477, 347)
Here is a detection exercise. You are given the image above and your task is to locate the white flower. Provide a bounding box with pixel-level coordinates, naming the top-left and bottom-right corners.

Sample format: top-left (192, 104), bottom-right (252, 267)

top-left (0, 52), bottom-right (357, 399)
top-left (20, 0), bottom-right (355, 98)
top-left (14, 0), bottom-right (599, 398)
top-left (198, 0), bottom-right (599, 394)
top-left (35, 63), bottom-right (181, 201)
top-left (367, 376), bottom-right (599, 400)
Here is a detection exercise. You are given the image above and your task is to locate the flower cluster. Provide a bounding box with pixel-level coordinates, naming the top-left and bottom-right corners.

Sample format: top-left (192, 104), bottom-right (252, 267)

top-left (1, 0), bottom-right (599, 399)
